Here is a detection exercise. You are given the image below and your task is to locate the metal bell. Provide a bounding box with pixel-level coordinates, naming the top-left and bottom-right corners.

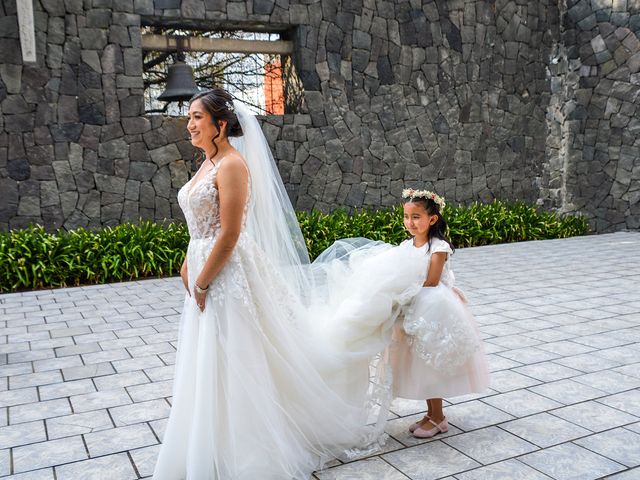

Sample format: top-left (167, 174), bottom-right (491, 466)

top-left (157, 61), bottom-right (201, 103)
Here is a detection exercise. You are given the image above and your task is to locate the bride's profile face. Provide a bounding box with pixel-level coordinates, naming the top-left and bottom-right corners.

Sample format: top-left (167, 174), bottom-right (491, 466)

top-left (187, 99), bottom-right (226, 150)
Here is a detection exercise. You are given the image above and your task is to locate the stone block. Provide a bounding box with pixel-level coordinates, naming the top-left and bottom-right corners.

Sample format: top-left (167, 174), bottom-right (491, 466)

top-left (149, 144), bottom-right (181, 167)
top-left (98, 138), bottom-right (129, 159)
top-left (122, 117), bottom-right (151, 134)
top-left (109, 25), bottom-right (131, 46)
top-left (78, 28), bottom-right (108, 50)
top-left (95, 174), bottom-right (126, 194)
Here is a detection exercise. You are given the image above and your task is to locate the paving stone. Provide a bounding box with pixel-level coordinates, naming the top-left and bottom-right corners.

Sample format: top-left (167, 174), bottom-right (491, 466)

top-left (500, 412), bottom-right (592, 448)
top-left (572, 370), bottom-right (640, 394)
top-left (9, 398), bottom-right (72, 424)
top-left (0, 449), bottom-right (9, 475)
top-left (61, 362), bottom-right (115, 381)
top-left (575, 427), bottom-right (640, 467)
top-left (0, 468), bottom-right (55, 479)
top-left (39, 379), bottom-right (96, 401)
top-left (0, 387), bottom-right (38, 408)
top-left (383, 441), bottom-right (480, 479)
top-left (109, 398), bottom-right (169, 426)
top-left (554, 353), bottom-right (623, 373)
top-left (529, 379), bottom-right (609, 404)
top-left (12, 436), bottom-right (87, 473)
top-left (599, 390), bottom-right (640, 417)
top-left (84, 423), bottom-right (157, 457)
top-left (129, 444), bottom-right (160, 478)
top-left (10, 371), bottom-right (63, 390)
top-left (126, 379), bottom-right (171, 402)
top-left (55, 452), bottom-right (137, 479)
top-left (513, 362), bottom-right (583, 382)
top-left (442, 426), bottom-right (538, 465)
top-left (488, 370), bottom-right (541, 392)
top-left (444, 400), bottom-right (515, 432)
top-left (70, 388), bottom-right (132, 413)
top-left (519, 443), bottom-right (626, 480)
top-left (455, 458), bottom-right (552, 480)
top-left (482, 389), bottom-right (563, 417)
top-left (32, 355), bottom-right (84, 372)
top-left (94, 371), bottom-right (149, 391)
top-left (316, 457), bottom-right (408, 479)
top-left (45, 407), bottom-right (111, 439)
top-left (551, 401), bottom-right (640, 432)
top-left (0, 420), bottom-right (46, 449)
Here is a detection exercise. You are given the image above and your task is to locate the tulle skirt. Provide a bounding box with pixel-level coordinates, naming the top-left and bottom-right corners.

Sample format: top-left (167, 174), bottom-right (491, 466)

top-left (390, 285), bottom-right (489, 400)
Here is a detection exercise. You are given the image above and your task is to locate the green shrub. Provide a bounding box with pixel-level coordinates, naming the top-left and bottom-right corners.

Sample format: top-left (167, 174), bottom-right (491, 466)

top-left (0, 221), bottom-right (189, 293)
top-left (298, 200), bottom-right (589, 259)
top-left (0, 201), bottom-right (588, 293)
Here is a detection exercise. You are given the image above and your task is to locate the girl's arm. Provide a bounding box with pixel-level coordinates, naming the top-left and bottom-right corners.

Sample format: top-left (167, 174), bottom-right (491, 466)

top-left (195, 156), bottom-right (249, 289)
top-left (423, 252), bottom-right (447, 287)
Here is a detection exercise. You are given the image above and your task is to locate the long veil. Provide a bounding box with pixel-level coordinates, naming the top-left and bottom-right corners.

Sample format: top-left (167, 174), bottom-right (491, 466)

top-left (229, 100), bottom-right (312, 300)
top-left (228, 100), bottom-right (424, 455)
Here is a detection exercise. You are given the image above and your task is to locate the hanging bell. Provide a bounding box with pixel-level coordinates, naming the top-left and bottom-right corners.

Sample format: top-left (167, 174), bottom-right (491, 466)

top-left (157, 60), bottom-right (201, 103)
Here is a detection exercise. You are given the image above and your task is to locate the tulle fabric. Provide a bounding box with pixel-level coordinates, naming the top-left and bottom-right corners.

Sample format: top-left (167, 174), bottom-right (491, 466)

top-left (308, 238), bottom-right (489, 402)
top-left (391, 285), bottom-right (489, 400)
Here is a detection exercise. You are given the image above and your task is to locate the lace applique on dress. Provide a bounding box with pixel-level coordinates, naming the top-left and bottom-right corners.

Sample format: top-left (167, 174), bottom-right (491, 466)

top-left (178, 160), bottom-right (253, 309)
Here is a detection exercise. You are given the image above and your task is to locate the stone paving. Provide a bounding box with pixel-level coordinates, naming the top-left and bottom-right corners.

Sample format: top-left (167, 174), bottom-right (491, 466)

top-left (1, 231), bottom-right (639, 479)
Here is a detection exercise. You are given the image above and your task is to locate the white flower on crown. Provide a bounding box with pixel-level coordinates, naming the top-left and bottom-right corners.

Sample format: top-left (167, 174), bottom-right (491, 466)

top-left (402, 188), bottom-right (446, 209)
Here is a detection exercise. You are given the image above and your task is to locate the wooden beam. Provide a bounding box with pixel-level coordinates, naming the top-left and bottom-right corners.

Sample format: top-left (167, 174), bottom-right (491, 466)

top-left (16, 0), bottom-right (36, 63)
top-left (141, 34), bottom-right (294, 55)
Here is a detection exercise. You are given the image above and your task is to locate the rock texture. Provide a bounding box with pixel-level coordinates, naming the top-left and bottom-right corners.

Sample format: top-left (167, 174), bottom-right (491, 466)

top-left (0, 0), bottom-right (637, 231)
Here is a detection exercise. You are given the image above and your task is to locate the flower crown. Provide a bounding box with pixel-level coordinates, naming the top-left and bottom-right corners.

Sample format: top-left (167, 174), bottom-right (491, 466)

top-left (402, 188), bottom-right (446, 209)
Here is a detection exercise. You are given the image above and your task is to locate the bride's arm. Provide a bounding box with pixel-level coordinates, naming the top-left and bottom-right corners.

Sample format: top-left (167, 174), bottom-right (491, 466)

top-left (195, 156), bottom-right (249, 290)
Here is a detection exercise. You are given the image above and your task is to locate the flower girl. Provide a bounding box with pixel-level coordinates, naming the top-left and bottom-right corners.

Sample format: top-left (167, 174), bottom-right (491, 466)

top-left (392, 188), bottom-right (489, 438)
top-left (307, 188), bottom-right (489, 444)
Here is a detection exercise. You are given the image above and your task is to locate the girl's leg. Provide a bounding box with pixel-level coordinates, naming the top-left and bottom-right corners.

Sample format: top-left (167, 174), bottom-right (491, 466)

top-left (429, 398), bottom-right (445, 423)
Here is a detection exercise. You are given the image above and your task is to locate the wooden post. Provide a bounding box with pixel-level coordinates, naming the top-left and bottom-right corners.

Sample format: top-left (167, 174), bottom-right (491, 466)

top-left (141, 34), bottom-right (294, 55)
top-left (16, 0), bottom-right (36, 63)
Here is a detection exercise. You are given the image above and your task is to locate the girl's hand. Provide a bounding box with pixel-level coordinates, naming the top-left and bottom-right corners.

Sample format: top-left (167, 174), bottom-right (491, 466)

top-left (194, 279), bottom-right (208, 311)
top-left (180, 260), bottom-right (190, 296)
top-left (452, 286), bottom-right (467, 303)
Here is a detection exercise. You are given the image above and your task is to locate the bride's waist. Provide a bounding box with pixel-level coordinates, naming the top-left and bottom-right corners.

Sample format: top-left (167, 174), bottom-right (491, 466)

top-left (188, 231), bottom-right (251, 246)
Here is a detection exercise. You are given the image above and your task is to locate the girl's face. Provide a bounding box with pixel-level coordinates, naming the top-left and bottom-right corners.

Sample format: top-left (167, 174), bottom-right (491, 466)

top-left (186, 99), bottom-right (226, 151)
top-left (403, 201), bottom-right (438, 239)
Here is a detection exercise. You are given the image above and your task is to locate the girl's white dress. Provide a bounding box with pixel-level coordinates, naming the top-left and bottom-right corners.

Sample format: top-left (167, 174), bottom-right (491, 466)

top-left (152, 161), bottom-right (371, 480)
top-left (389, 238), bottom-right (489, 400)
top-left (309, 237), bottom-right (488, 403)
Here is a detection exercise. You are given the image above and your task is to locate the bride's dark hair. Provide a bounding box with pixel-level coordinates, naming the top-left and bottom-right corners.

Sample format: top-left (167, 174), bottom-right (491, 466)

top-left (405, 197), bottom-right (455, 254)
top-left (189, 88), bottom-right (243, 163)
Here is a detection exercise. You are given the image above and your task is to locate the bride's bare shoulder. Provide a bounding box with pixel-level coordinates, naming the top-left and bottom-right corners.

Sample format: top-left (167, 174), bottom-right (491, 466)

top-left (219, 151), bottom-right (249, 177)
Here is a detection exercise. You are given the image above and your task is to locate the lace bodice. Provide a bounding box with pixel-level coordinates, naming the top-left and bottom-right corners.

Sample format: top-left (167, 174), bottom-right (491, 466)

top-left (178, 160), bottom-right (250, 240)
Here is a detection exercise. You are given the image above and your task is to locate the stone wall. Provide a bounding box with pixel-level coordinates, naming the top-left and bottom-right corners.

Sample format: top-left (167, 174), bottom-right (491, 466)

top-left (542, 0), bottom-right (640, 231)
top-left (0, 0), bottom-right (637, 232)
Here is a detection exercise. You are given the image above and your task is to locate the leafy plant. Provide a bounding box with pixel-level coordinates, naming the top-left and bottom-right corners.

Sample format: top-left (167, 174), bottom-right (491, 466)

top-left (0, 201), bottom-right (588, 293)
top-left (298, 200), bottom-right (589, 259)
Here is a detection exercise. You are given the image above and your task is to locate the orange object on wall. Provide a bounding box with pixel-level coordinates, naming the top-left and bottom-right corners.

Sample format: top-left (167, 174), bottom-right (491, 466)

top-left (265, 58), bottom-right (285, 114)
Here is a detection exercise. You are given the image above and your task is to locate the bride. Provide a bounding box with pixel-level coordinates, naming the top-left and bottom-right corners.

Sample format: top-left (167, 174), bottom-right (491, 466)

top-left (152, 89), bottom-right (381, 480)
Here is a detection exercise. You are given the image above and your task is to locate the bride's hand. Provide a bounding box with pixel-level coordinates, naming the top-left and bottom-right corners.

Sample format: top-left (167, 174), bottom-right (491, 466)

top-left (180, 259), bottom-right (190, 296)
top-left (194, 282), bottom-right (208, 311)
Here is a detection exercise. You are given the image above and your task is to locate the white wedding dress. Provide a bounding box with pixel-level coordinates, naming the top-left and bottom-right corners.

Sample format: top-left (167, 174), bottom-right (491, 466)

top-left (152, 158), bottom-right (373, 480)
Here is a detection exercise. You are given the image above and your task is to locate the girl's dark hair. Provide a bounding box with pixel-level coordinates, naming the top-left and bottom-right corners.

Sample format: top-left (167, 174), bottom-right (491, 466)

top-left (405, 197), bottom-right (455, 254)
top-left (189, 88), bottom-right (243, 163)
